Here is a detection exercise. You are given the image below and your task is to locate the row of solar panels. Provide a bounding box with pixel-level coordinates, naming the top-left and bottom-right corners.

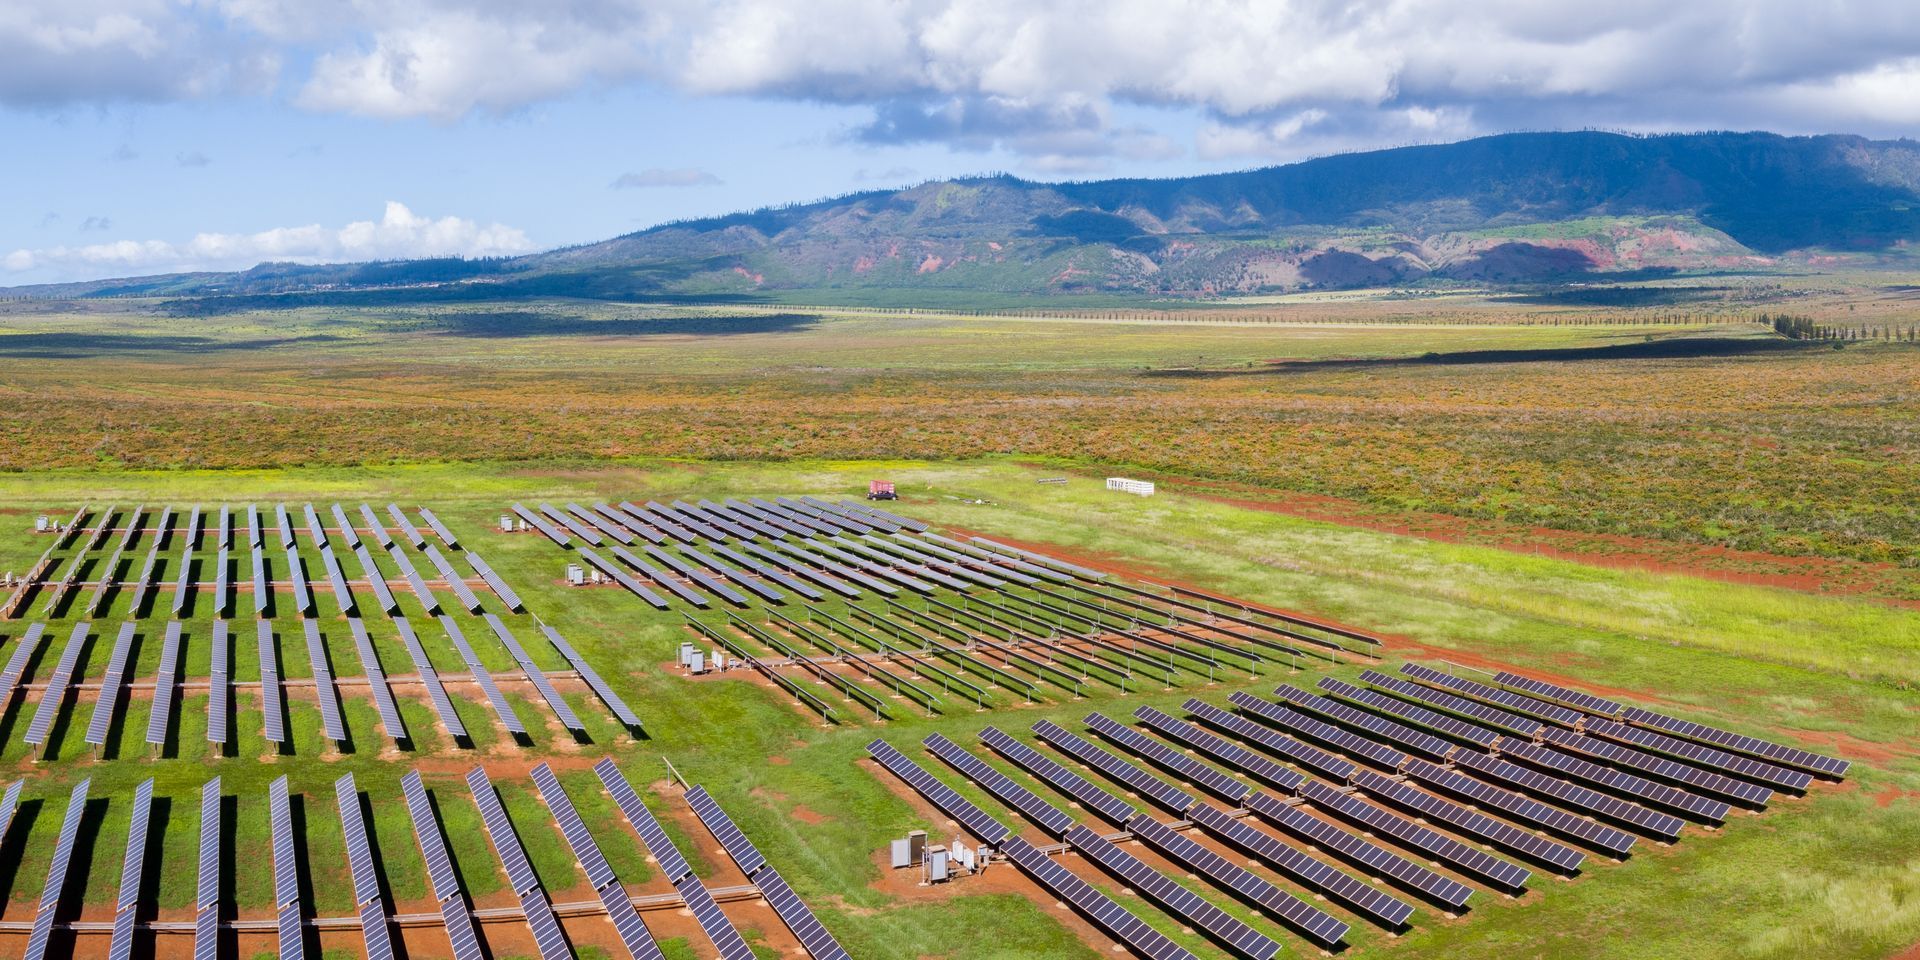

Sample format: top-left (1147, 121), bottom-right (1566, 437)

top-left (13, 502), bottom-right (526, 624)
top-left (526, 494), bottom-right (1329, 649)
top-left (0, 612), bottom-right (635, 753)
top-left (867, 683), bottom-right (1845, 957)
top-left (0, 762), bottom-right (845, 960)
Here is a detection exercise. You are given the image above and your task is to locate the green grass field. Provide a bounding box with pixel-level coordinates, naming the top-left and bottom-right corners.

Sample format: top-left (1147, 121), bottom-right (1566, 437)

top-left (0, 458), bottom-right (1913, 960)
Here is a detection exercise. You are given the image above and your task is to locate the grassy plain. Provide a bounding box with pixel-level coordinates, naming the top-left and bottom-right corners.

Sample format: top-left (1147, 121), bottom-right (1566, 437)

top-left (1, 294), bottom-right (1917, 585)
top-left (0, 459), bottom-right (1912, 960)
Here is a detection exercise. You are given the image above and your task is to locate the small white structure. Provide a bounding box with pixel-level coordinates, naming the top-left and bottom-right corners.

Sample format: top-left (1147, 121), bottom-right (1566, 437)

top-left (500, 514), bottom-right (516, 532)
top-left (34, 516), bottom-right (51, 533)
top-left (1105, 477), bottom-right (1156, 497)
top-left (566, 564), bottom-right (585, 585)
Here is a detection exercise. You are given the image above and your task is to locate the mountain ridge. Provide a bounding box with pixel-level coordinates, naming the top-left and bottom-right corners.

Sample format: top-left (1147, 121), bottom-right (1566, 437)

top-left (12, 130), bottom-right (1920, 300)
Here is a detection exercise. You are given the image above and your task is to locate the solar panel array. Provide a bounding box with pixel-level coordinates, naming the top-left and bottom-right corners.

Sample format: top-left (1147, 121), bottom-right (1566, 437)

top-left (867, 738), bottom-right (1011, 844)
top-left (207, 620), bottom-right (230, 745)
top-left (1128, 812), bottom-right (1351, 948)
top-left (25, 779), bottom-right (91, 960)
top-left (980, 726), bottom-right (1138, 825)
top-left (258, 621), bottom-right (286, 743)
top-left (1494, 671), bottom-right (1625, 716)
top-left (687, 784), bottom-right (771, 877)
top-left (1361, 669), bottom-right (1544, 737)
top-left (1403, 757), bottom-right (1636, 856)
top-left (466, 767), bottom-right (571, 960)
top-left (348, 618), bottom-right (407, 740)
top-left (1032, 718), bottom-right (1197, 814)
top-left (1452, 746), bottom-right (1685, 841)
top-left (1186, 801), bottom-right (1416, 929)
top-left (1186, 697), bottom-right (1357, 782)
top-left (1319, 676), bottom-right (1501, 749)
top-left (401, 771), bottom-right (485, 960)
top-left (1066, 823), bottom-right (1283, 960)
top-left (484, 614), bottom-right (585, 732)
top-left (335, 774), bottom-right (395, 960)
top-left (1301, 779), bottom-right (1532, 889)
top-left (1271, 683), bottom-right (1448, 760)
top-left (675, 872), bottom-right (758, 960)
top-left (1539, 726), bottom-right (1771, 807)
top-left (998, 835), bottom-right (1201, 960)
top-left (1400, 663), bottom-right (1583, 727)
top-left (1252, 788), bottom-right (1477, 908)
top-left (1133, 704), bottom-right (1306, 793)
top-left (26, 622), bottom-right (91, 747)
top-left (108, 778), bottom-right (154, 960)
top-left (85, 621), bottom-right (138, 746)
top-left (1086, 710), bottom-right (1251, 804)
top-left (1353, 769), bottom-right (1584, 872)
top-left (439, 615), bottom-right (526, 735)
top-left (596, 758), bottom-right (694, 882)
top-left (194, 778), bottom-right (220, 960)
top-left (269, 776), bottom-right (305, 960)
top-left (1587, 718), bottom-right (1813, 792)
top-left (1622, 707), bottom-right (1850, 779)
top-left (923, 733), bottom-right (1077, 836)
top-left (146, 622), bottom-right (182, 747)
top-left (531, 763), bottom-right (667, 960)
top-left (303, 619), bottom-right (350, 743)
top-left (1501, 740), bottom-right (1730, 823)
top-left (0, 623), bottom-right (45, 702)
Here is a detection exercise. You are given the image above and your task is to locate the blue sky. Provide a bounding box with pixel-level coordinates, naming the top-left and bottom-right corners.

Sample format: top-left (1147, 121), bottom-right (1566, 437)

top-left (5, 1), bottom-right (1918, 284)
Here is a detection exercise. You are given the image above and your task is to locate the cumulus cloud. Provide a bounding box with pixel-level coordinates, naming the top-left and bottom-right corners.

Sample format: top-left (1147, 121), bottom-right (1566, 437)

top-left (3, 201), bottom-right (534, 282)
top-left (610, 167), bottom-right (722, 189)
top-left (8, 1), bottom-right (1920, 161)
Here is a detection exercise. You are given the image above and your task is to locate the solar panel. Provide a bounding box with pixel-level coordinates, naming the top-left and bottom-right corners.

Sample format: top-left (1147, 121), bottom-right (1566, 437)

top-left (335, 774), bottom-right (384, 905)
top-left (532, 764), bottom-right (619, 888)
top-left (424, 544), bottom-right (484, 613)
top-left (250, 544), bottom-right (268, 616)
top-left (1494, 671), bottom-right (1623, 716)
top-left (348, 618), bottom-right (407, 740)
top-left (1621, 707), bottom-right (1850, 779)
top-left (1186, 697), bottom-right (1357, 782)
top-left (1319, 677), bottom-right (1500, 748)
top-left (275, 504), bottom-right (295, 549)
top-left (359, 900), bottom-right (395, 960)
top-left (1501, 740), bottom-right (1729, 823)
top-left (361, 504), bottom-right (394, 549)
top-left (117, 778), bottom-right (155, 910)
top-left (25, 621), bottom-right (91, 746)
top-left (998, 836), bottom-right (1201, 960)
top-left (207, 621), bottom-right (230, 745)
top-left (197, 777), bottom-right (221, 908)
top-left (754, 866), bottom-right (852, 960)
top-left (1400, 663), bottom-right (1583, 727)
top-left (386, 542), bottom-right (440, 612)
top-left (146, 622), bottom-right (182, 746)
top-left (277, 901), bottom-right (306, 960)
top-left (31, 782), bottom-right (96, 960)
top-left (598, 876), bottom-right (670, 960)
top-left (1085, 711), bottom-right (1251, 804)
top-left (1128, 813), bottom-right (1350, 948)
top-left (980, 726), bottom-right (1137, 825)
top-left (1243, 790), bottom-right (1473, 908)
top-left (388, 503), bottom-right (426, 548)
top-left (0, 780), bottom-right (22, 849)
top-left (85, 621), bottom-right (138, 745)
top-left (542, 625), bottom-right (641, 729)
top-left (1065, 823), bottom-right (1280, 960)
top-left (332, 504), bottom-right (362, 549)
top-left (1452, 746), bottom-right (1684, 841)
top-left (484, 615), bottom-right (585, 732)
top-left (465, 551), bottom-right (525, 611)
top-left (439, 616), bottom-right (526, 735)
top-left (303, 619), bottom-right (349, 743)
top-left (674, 872), bottom-right (758, 960)
top-left (394, 617), bottom-right (467, 739)
top-left (1587, 718), bottom-right (1813, 792)
top-left (687, 784), bottom-right (770, 877)
top-left (109, 908), bottom-right (137, 960)
top-left (1356, 767), bottom-right (1585, 871)
top-left (1539, 727), bottom-right (1771, 806)
top-left (438, 897), bottom-right (486, 960)
top-left (595, 758), bottom-right (695, 883)
top-left (1032, 718), bottom-right (1196, 814)
top-left (171, 536), bottom-right (195, 616)
top-left (1301, 779), bottom-right (1532, 889)
top-left (401, 771), bottom-right (464, 901)
top-left (540, 502), bottom-right (604, 545)
top-left (518, 890), bottom-right (572, 960)
top-left (922, 734), bottom-right (1077, 837)
top-left (1270, 684), bottom-right (1448, 761)
top-left (1361, 669), bottom-right (1544, 737)
top-left (866, 739), bottom-right (1011, 845)
top-left (284, 547), bottom-right (315, 614)
top-left (212, 546), bottom-right (230, 615)
top-left (573, 502), bottom-right (637, 544)
top-left (193, 905), bottom-right (219, 960)
top-left (512, 503), bottom-right (571, 546)
top-left (1402, 757), bottom-right (1636, 857)
top-left (304, 503), bottom-right (329, 547)
top-left (1133, 705), bottom-right (1306, 793)
top-left (0, 623), bottom-right (46, 700)
top-left (270, 775), bottom-right (300, 907)
top-left (466, 766), bottom-right (541, 893)
top-left (217, 505), bottom-right (232, 549)
top-left (577, 547), bottom-right (670, 608)
top-left (351, 543), bottom-right (399, 615)
top-left (1185, 801), bottom-right (1415, 929)
top-left (419, 507), bottom-right (460, 547)
top-left (320, 545), bottom-right (356, 615)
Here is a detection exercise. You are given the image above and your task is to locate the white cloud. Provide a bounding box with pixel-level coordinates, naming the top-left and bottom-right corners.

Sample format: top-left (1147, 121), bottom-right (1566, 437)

top-left (4, 201), bottom-right (534, 282)
top-left (610, 168), bottom-right (723, 189)
top-left (8, 1), bottom-right (1920, 161)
